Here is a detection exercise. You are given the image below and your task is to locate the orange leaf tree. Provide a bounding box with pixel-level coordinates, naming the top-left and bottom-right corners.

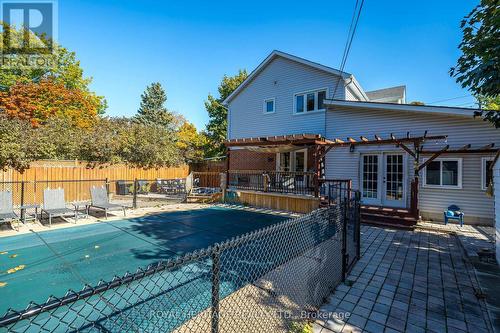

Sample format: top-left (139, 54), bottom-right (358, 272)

top-left (0, 79), bottom-right (101, 127)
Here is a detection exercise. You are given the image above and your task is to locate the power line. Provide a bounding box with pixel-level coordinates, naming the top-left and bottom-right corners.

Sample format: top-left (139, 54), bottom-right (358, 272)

top-left (332, 0), bottom-right (365, 98)
top-left (428, 95), bottom-right (473, 105)
top-left (326, 0), bottom-right (365, 137)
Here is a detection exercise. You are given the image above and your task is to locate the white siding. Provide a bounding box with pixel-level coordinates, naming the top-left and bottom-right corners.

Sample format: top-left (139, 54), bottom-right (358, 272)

top-left (494, 159), bottom-right (500, 260)
top-left (325, 107), bottom-right (500, 223)
top-left (228, 57), bottom-right (344, 139)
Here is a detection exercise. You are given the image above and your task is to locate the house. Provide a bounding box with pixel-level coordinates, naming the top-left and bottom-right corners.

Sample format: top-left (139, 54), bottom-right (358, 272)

top-left (223, 50), bottom-right (500, 226)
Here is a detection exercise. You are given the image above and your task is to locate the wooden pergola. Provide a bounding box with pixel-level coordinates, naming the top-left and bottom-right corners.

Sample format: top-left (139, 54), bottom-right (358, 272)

top-left (225, 132), bottom-right (499, 217)
top-left (225, 134), bottom-right (333, 196)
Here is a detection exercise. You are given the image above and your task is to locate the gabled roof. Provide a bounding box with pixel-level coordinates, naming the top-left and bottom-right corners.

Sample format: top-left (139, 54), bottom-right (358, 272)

top-left (222, 50), bottom-right (352, 105)
top-left (324, 99), bottom-right (478, 117)
top-left (366, 85), bottom-right (406, 103)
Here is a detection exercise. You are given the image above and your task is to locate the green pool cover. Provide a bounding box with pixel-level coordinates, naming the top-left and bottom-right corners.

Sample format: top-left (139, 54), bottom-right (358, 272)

top-left (0, 207), bottom-right (287, 316)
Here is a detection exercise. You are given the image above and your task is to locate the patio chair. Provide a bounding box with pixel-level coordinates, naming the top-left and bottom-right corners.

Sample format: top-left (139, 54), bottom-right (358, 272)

top-left (444, 204), bottom-right (464, 227)
top-left (89, 186), bottom-right (126, 219)
top-left (0, 191), bottom-right (20, 230)
top-left (41, 188), bottom-right (77, 227)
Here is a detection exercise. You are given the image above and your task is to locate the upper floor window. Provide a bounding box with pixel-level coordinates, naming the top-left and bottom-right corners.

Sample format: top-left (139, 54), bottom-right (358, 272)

top-left (423, 158), bottom-right (462, 189)
top-left (263, 98), bottom-right (275, 113)
top-left (294, 89), bottom-right (327, 114)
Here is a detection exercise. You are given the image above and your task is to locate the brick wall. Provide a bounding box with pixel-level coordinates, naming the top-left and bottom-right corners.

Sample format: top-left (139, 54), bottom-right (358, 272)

top-left (229, 150), bottom-right (276, 171)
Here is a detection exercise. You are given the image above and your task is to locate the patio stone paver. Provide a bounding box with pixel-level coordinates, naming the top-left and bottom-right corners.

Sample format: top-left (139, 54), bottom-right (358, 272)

top-left (314, 225), bottom-right (494, 333)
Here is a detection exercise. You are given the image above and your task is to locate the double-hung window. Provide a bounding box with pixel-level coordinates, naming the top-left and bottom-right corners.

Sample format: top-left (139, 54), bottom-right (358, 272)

top-left (423, 158), bottom-right (462, 188)
top-left (294, 89), bottom-right (327, 114)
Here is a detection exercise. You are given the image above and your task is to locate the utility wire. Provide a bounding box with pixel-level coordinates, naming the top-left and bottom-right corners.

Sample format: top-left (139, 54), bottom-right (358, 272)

top-left (325, 0), bottom-right (365, 137)
top-left (332, 0), bottom-right (365, 98)
top-left (427, 95), bottom-right (473, 105)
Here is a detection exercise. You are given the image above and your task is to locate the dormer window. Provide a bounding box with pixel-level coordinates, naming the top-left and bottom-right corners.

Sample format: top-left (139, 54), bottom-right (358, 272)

top-left (294, 89), bottom-right (327, 114)
top-left (263, 98), bottom-right (275, 113)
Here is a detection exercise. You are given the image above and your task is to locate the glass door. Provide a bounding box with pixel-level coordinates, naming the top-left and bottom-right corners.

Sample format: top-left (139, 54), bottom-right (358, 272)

top-left (294, 150), bottom-right (306, 185)
top-left (383, 154), bottom-right (405, 207)
top-left (361, 154), bottom-right (381, 205)
top-left (278, 152), bottom-right (291, 172)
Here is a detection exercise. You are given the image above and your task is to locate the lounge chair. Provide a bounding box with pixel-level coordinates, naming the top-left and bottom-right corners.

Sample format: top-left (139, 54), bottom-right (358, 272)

top-left (89, 186), bottom-right (126, 218)
top-left (41, 188), bottom-right (77, 227)
top-left (0, 191), bottom-right (20, 230)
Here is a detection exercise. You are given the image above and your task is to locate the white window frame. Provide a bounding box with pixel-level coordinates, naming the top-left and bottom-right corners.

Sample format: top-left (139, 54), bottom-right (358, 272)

top-left (422, 157), bottom-right (463, 189)
top-left (263, 98), bottom-right (275, 114)
top-left (275, 149), bottom-right (308, 172)
top-left (481, 157), bottom-right (494, 191)
top-left (293, 88), bottom-right (328, 115)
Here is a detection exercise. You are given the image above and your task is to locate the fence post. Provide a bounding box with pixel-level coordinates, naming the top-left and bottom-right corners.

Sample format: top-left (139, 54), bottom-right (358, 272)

top-left (341, 200), bottom-right (348, 282)
top-left (105, 178), bottom-right (110, 197)
top-left (211, 246), bottom-right (221, 333)
top-left (133, 179), bottom-right (138, 209)
top-left (20, 181), bottom-right (25, 221)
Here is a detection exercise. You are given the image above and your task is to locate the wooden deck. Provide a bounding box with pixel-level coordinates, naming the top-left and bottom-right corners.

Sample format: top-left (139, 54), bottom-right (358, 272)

top-left (227, 189), bottom-right (320, 214)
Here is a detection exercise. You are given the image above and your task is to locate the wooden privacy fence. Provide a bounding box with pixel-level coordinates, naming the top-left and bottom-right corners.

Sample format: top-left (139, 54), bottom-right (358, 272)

top-left (0, 160), bottom-right (189, 183)
top-left (0, 160), bottom-right (190, 205)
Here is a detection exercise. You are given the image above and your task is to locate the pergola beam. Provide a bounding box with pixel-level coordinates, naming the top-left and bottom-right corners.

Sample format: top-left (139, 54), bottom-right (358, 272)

top-left (417, 145), bottom-right (450, 172)
top-left (325, 135), bottom-right (447, 148)
top-left (396, 141), bottom-right (416, 159)
top-left (480, 143), bottom-right (495, 150)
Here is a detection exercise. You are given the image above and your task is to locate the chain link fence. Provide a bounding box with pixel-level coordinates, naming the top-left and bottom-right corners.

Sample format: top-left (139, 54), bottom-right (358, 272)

top-left (0, 195), bottom-right (360, 333)
top-left (0, 178), bottom-right (188, 227)
top-left (108, 179), bottom-right (187, 208)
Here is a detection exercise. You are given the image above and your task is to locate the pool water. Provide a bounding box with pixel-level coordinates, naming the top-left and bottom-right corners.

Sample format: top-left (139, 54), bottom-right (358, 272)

top-left (0, 207), bottom-right (287, 316)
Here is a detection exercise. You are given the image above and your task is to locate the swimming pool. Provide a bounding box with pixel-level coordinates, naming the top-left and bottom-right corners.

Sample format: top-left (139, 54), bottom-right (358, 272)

top-left (0, 206), bottom-right (288, 315)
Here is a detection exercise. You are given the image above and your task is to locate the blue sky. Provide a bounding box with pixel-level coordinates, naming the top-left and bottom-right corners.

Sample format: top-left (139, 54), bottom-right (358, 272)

top-left (59, 0), bottom-right (478, 130)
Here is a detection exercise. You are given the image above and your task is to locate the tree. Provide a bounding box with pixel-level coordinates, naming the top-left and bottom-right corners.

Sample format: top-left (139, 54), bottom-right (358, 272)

top-left (177, 121), bottom-right (207, 162)
top-left (0, 79), bottom-right (102, 127)
top-left (450, 0), bottom-right (499, 97)
top-left (78, 117), bottom-right (125, 167)
top-left (0, 114), bottom-right (38, 172)
top-left (0, 23), bottom-right (107, 114)
top-left (451, 0), bottom-right (499, 127)
top-left (120, 120), bottom-right (182, 169)
top-left (205, 70), bottom-right (247, 157)
top-left (476, 95), bottom-right (500, 127)
top-left (134, 82), bottom-right (175, 130)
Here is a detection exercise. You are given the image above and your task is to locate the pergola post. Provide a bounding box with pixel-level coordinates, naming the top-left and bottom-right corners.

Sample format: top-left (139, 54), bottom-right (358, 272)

top-left (225, 149), bottom-right (230, 190)
top-left (313, 145), bottom-right (323, 198)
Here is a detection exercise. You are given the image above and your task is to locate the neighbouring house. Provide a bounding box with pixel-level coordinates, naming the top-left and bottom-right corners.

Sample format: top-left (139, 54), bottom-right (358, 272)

top-left (223, 50), bottom-right (500, 227)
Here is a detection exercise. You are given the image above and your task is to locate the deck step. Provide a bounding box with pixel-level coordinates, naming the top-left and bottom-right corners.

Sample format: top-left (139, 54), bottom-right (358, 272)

top-left (361, 205), bottom-right (414, 218)
top-left (361, 212), bottom-right (416, 224)
top-left (361, 218), bottom-right (415, 230)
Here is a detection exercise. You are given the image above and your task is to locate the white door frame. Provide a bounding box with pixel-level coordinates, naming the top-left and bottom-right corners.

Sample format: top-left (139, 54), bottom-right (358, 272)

top-left (276, 149), bottom-right (307, 172)
top-left (360, 151), bottom-right (407, 208)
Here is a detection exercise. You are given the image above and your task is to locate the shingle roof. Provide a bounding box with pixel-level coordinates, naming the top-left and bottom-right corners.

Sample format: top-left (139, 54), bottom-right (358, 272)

top-left (366, 85), bottom-right (406, 102)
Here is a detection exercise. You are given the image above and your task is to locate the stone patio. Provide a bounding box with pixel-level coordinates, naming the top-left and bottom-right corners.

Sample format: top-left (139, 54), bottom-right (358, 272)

top-left (314, 225), bottom-right (494, 333)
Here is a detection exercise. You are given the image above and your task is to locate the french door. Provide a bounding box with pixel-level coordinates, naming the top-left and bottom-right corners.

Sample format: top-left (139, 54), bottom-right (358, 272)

top-left (361, 153), bottom-right (406, 208)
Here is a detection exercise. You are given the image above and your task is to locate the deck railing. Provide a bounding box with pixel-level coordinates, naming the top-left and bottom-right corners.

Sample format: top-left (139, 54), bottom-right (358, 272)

top-left (321, 179), bottom-right (353, 204)
top-left (228, 170), bottom-right (316, 195)
top-left (189, 171), bottom-right (353, 199)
